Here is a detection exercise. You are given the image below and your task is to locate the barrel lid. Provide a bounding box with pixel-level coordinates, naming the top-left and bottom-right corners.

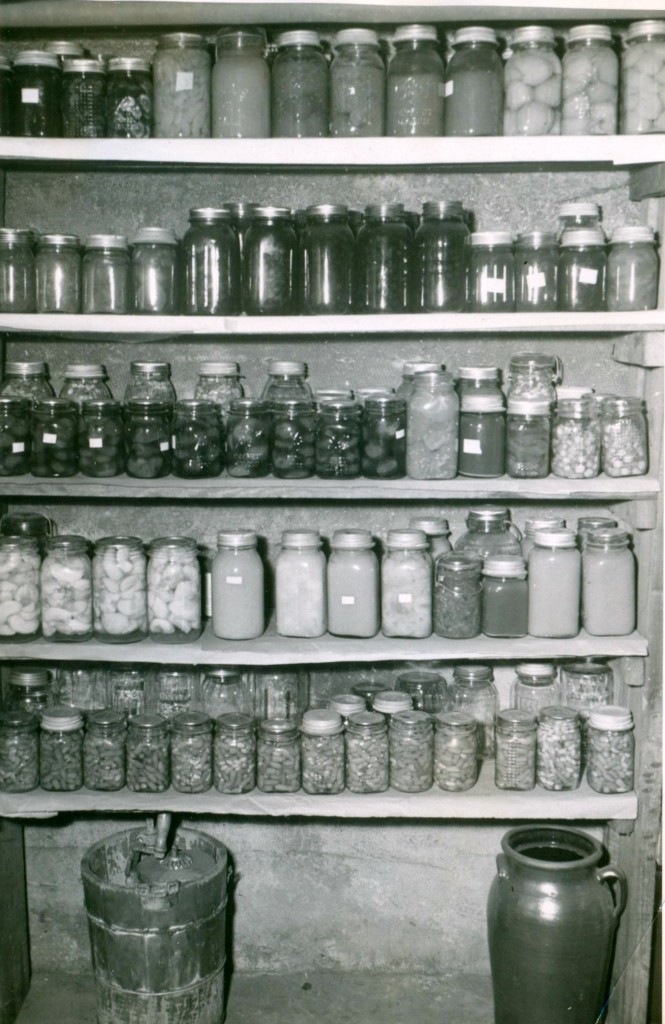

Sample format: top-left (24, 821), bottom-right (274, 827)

top-left (134, 843), bottom-right (218, 885)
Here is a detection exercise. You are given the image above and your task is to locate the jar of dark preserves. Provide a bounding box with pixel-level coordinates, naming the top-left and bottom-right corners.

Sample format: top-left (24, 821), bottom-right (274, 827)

top-left (355, 203), bottom-right (412, 313)
top-left (444, 27), bottom-right (503, 136)
top-left (467, 232), bottom-right (515, 311)
top-left (557, 229), bottom-right (607, 311)
top-left (30, 398), bottom-right (79, 477)
top-left (0, 229), bottom-right (36, 313)
top-left (300, 205), bottom-right (355, 314)
top-left (413, 200), bottom-right (469, 311)
top-left (225, 398), bottom-right (271, 477)
top-left (79, 399), bottom-right (125, 477)
top-left (182, 207), bottom-right (240, 315)
top-left (514, 232), bottom-right (558, 311)
top-left (106, 57), bottom-right (152, 138)
top-left (172, 398), bottom-right (224, 478)
top-left (61, 58), bottom-right (106, 137)
top-left (361, 395), bottom-right (406, 478)
top-left (131, 226), bottom-right (178, 314)
top-left (82, 234), bottom-right (131, 314)
top-left (124, 398), bottom-right (172, 478)
top-left (315, 400), bottom-right (362, 478)
top-left (12, 50), bottom-right (62, 136)
top-left (0, 397), bottom-right (31, 476)
top-left (458, 394), bottom-right (506, 477)
top-left (242, 206), bottom-right (298, 315)
top-left (271, 30), bottom-right (329, 138)
top-left (271, 399), bottom-right (316, 478)
top-left (35, 233), bottom-right (81, 313)
top-left (506, 398), bottom-right (551, 478)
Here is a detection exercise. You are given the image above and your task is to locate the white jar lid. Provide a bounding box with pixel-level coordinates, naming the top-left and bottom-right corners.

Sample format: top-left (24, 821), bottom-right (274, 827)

top-left (511, 25), bottom-right (556, 46)
top-left (516, 662), bottom-right (556, 678)
top-left (216, 530), bottom-right (257, 548)
top-left (524, 517), bottom-right (565, 536)
top-left (85, 234), bottom-right (128, 250)
top-left (108, 57), bottom-right (151, 73)
top-left (461, 395), bottom-right (504, 412)
top-left (385, 529), bottom-right (428, 550)
top-left (458, 366), bottom-right (499, 380)
top-left (334, 28), bottom-right (379, 47)
top-left (533, 528), bottom-right (577, 549)
top-left (560, 229), bottom-right (605, 247)
top-left (483, 555), bottom-right (526, 578)
top-left (470, 231), bottom-right (513, 246)
top-left (301, 709), bottom-right (343, 735)
top-left (268, 360), bottom-right (306, 375)
top-left (373, 691), bottom-right (413, 714)
top-left (625, 20), bottom-right (665, 42)
top-left (331, 529), bottom-right (374, 550)
top-left (132, 227), bottom-right (177, 246)
top-left (408, 517), bottom-right (449, 536)
top-left (558, 202), bottom-right (601, 219)
top-left (566, 24), bottom-right (613, 43)
top-left (394, 24), bottom-right (438, 43)
top-left (131, 360), bottom-right (170, 373)
top-left (403, 361), bottom-right (441, 374)
top-left (611, 226), bottom-right (655, 244)
top-left (588, 705), bottom-right (633, 730)
top-left (556, 386), bottom-right (594, 400)
top-left (199, 361), bottom-right (240, 375)
top-left (329, 694), bottom-right (366, 716)
top-left (453, 26), bottom-right (498, 46)
top-left (63, 58), bottom-right (105, 74)
top-left (14, 50), bottom-right (61, 69)
top-left (281, 530), bottom-right (321, 548)
top-left (276, 30), bottom-right (321, 48)
top-left (507, 398), bottom-right (551, 415)
top-left (41, 707), bottom-right (83, 732)
top-left (64, 363), bottom-right (106, 378)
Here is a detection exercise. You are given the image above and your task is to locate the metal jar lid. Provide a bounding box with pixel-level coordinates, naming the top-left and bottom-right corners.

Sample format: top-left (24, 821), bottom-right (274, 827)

top-left (394, 24), bottom-right (437, 43)
top-left (216, 530), bottom-right (258, 548)
top-left (331, 528), bottom-right (374, 549)
top-left (267, 360), bottom-right (307, 375)
top-left (625, 20), bottom-right (665, 41)
top-left (610, 225), bottom-right (655, 244)
top-left (275, 30), bottom-right (321, 48)
top-left (532, 528), bottom-right (577, 549)
top-left (14, 50), bottom-right (61, 69)
top-left (301, 709), bottom-right (343, 735)
top-left (108, 57), bottom-right (151, 74)
top-left (385, 529), bottom-right (428, 550)
top-left (511, 25), bottom-right (556, 46)
top-left (470, 231), bottom-right (513, 246)
top-left (453, 26), bottom-right (498, 46)
top-left (5, 360), bottom-right (47, 376)
top-left (64, 363), bottom-right (106, 378)
top-left (38, 233), bottom-right (81, 247)
top-left (566, 24), bottom-right (613, 44)
top-left (199, 361), bottom-right (240, 376)
top-left (63, 58), bottom-right (105, 75)
top-left (85, 234), bottom-right (129, 250)
top-left (132, 227), bottom-right (178, 246)
top-left (306, 204), bottom-right (349, 218)
top-left (334, 28), bottom-right (380, 48)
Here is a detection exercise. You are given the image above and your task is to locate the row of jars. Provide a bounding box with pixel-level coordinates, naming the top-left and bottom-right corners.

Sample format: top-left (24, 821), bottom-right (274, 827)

top-left (2, 21), bottom-right (663, 139)
top-left (2, 204), bottom-right (657, 315)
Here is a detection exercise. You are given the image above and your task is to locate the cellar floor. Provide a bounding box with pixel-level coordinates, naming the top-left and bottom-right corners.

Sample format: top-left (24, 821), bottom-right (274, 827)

top-left (15, 970), bottom-right (495, 1023)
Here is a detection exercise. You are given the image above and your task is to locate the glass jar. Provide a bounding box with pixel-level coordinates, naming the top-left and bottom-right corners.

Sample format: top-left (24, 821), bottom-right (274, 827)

top-left (0, 511), bottom-right (55, 546)
top-left (561, 661), bottom-right (614, 720)
top-left (458, 395), bottom-right (506, 477)
top-left (271, 399), bottom-right (316, 478)
top-left (106, 57), bottom-right (152, 137)
top-left (0, 228), bottom-right (36, 313)
top-left (275, 530), bottom-right (326, 638)
top-left (395, 668), bottom-right (447, 714)
top-left (381, 529), bottom-right (432, 639)
top-left (225, 398), bottom-right (271, 477)
top-left (315, 400), bottom-right (362, 478)
top-left (92, 536), bottom-right (147, 643)
top-left (59, 363), bottom-right (112, 408)
top-left (272, 30), bottom-right (328, 138)
top-left (536, 705), bottom-right (581, 791)
top-left (242, 207), bottom-right (297, 315)
top-left (214, 712), bottom-right (256, 793)
top-left (373, 691), bottom-right (413, 718)
top-left (345, 710), bottom-right (389, 793)
top-left (83, 709), bottom-right (126, 791)
top-left (300, 205), bottom-right (355, 314)
top-left (552, 396), bottom-right (601, 479)
top-left (558, 229), bottom-right (607, 311)
top-left (152, 667), bottom-right (199, 717)
top-left (31, 398), bottom-right (78, 477)
top-left (0, 56), bottom-right (11, 137)
top-left (79, 399), bottom-right (125, 477)
top-left (330, 28), bottom-right (385, 136)
top-left (172, 398), bottom-right (223, 478)
top-left (39, 708), bottom-right (83, 791)
top-left (361, 396), bottom-right (406, 478)
top-left (527, 528), bottom-right (580, 638)
top-left (495, 709), bottom-right (537, 790)
top-left (445, 26), bottom-right (503, 136)
top-left (407, 371), bottom-right (459, 479)
top-left (355, 203), bottom-right (412, 313)
top-left (61, 58), bottom-right (106, 137)
top-left (182, 207), bottom-right (240, 315)
top-left (386, 24), bottom-right (444, 136)
top-left (153, 32), bottom-right (211, 138)
top-left (327, 529), bottom-right (379, 638)
top-left (46, 42), bottom-right (86, 61)
top-left (228, 201), bottom-right (259, 259)
top-left (131, 226), bottom-right (178, 314)
top-left (262, 360), bottom-right (313, 403)
top-left (514, 232), bottom-right (558, 311)
top-left (600, 396), bottom-right (648, 477)
top-left (433, 552), bottom-right (482, 639)
top-left (482, 554), bottom-right (528, 638)
top-left (12, 50), bottom-right (62, 136)
top-left (202, 669), bottom-right (252, 718)
top-left (607, 226), bottom-right (659, 311)
top-left (108, 666), bottom-right (146, 717)
top-left (396, 361), bottom-right (441, 400)
top-left (212, 530), bottom-right (264, 640)
top-left (448, 664), bottom-right (498, 759)
top-left (582, 528), bottom-right (636, 636)
top-left (56, 664), bottom-right (106, 711)
top-left (433, 711), bottom-right (478, 791)
top-left (0, 397), bottom-right (31, 476)
top-left (503, 26), bottom-right (561, 136)
top-left (587, 706), bottom-right (634, 793)
top-left (505, 398), bottom-right (551, 478)
top-left (350, 681), bottom-right (386, 706)
top-left (562, 25), bottom-right (618, 135)
top-left (512, 663), bottom-right (559, 714)
top-left (558, 201), bottom-right (604, 242)
top-left (621, 20), bottom-right (665, 134)
top-left (195, 362), bottom-right (244, 420)
top-left (170, 711), bottom-right (213, 793)
top-left (35, 233), bottom-right (81, 313)
top-left (126, 713), bottom-right (169, 792)
top-left (300, 709), bottom-right (345, 794)
top-left (0, 710), bottom-right (39, 793)
top-left (124, 360), bottom-right (176, 408)
top-left (124, 399), bottom-right (172, 478)
top-left (1, 361), bottom-right (53, 404)
top-left (506, 351), bottom-right (560, 405)
top-left (213, 28), bottom-right (269, 138)
top-left (7, 665), bottom-right (52, 711)
top-left (254, 669), bottom-right (306, 722)
top-left (147, 536), bottom-right (201, 643)
top-left (408, 517), bottom-right (452, 563)
top-left (455, 507), bottom-right (522, 560)
top-left (467, 232), bottom-right (515, 311)
top-left (82, 234), bottom-right (131, 314)
top-left (413, 200), bottom-right (469, 312)
top-left (577, 516), bottom-right (619, 549)
top-left (0, 538), bottom-right (41, 642)
top-left (257, 718), bottom-right (301, 792)
top-left (389, 710), bottom-right (433, 792)
top-left (41, 535), bottom-right (92, 642)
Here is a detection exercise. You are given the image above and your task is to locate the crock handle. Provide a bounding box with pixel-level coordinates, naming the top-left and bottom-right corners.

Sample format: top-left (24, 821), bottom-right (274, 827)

top-left (597, 865), bottom-right (628, 919)
top-left (496, 853), bottom-right (510, 880)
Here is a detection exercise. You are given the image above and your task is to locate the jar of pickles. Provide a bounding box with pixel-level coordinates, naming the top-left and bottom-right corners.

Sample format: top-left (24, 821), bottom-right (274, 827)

top-left (194, 362), bottom-right (244, 420)
top-left (172, 398), bottom-right (223, 478)
top-left (82, 235), bottom-right (131, 314)
top-left (212, 529), bottom-right (264, 640)
top-left (607, 227), bottom-right (659, 312)
top-left (275, 530), bottom-right (326, 638)
top-left (503, 26), bottom-right (561, 136)
top-left (147, 537), bottom-right (201, 643)
top-left (433, 711), bottom-right (478, 791)
top-left (106, 57), bottom-right (152, 137)
top-left (93, 536), bottom-right (147, 643)
top-left (558, 230), bottom-right (607, 311)
top-left (536, 705), bottom-right (581, 791)
top-left (330, 29), bottom-right (385, 137)
top-left (182, 207), bottom-right (240, 315)
top-left (124, 399), bottom-right (172, 478)
top-left (257, 718), bottom-right (301, 792)
top-left (621, 21), bottom-right (665, 134)
top-left (449, 665), bottom-right (498, 760)
top-left (59, 363), bottom-right (111, 408)
top-left (300, 205), bottom-right (355, 314)
top-left (0, 397), bottom-right (30, 475)
top-left (514, 232), bottom-right (558, 311)
top-left (0, 229), bottom-right (36, 312)
top-left (561, 25), bottom-right (618, 135)
top-left (327, 529), bottom-right (379, 638)
top-left (213, 29), bottom-right (269, 138)
top-left (389, 710), bottom-right (433, 792)
top-left (225, 398), bottom-right (271, 477)
top-left (315, 400), bottom-right (361, 478)
top-left (1, 361), bottom-right (53, 404)
top-left (0, 538), bottom-right (41, 642)
top-left (125, 360), bottom-right (176, 408)
top-left (381, 529), bottom-right (432, 638)
top-left (83, 709), bottom-right (126, 791)
top-left (272, 399), bottom-right (316, 478)
top-left (242, 207), bottom-right (298, 315)
top-left (79, 399), bottom-right (125, 477)
top-left (407, 371), bottom-right (458, 479)
top-left (361, 396), bottom-right (406, 479)
top-left (214, 712), bottom-right (256, 793)
top-left (170, 711), bottom-right (213, 793)
top-left (153, 33), bottom-right (211, 138)
top-left (35, 233), bottom-right (81, 313)
top-left (413, 200), bottom-right (468, 312)
top-left (355, 204), bottom-right (412, 313)
top-left (61, 58), bottom-right (106, 137)
top-left (433, 552), bottom-right (482, 639)
top-left (467, 232), bottom-right (515, 311)
top-left (552, 397), bottom-right (600, 479)
top-left (0, 710), bottom-right (39, 792)
top-left (600, 397), bottom-right (648, 477)
top-left (345, 710), bottom-right (389, 793)
top-left (586, 706), bottom-right (634, 794)
top-left (12, 50), bottom-right (62, 136)
top-left (512, 663), bottom-right (559, 714)
top-left (386, 24), bottom-right (444, 136)
top-left (126, 713), bottom-right (169, 792)
top-left (40, 707), bottom-right (83, 791)
top-left (300, 709), bottom-right (345, 794)
top-left (131, 227), bottom-right (178, 314)
top-left (445, 26), bottom-right (503, 136)
top-left (271, 31), bottom-right (328, 138)
top-left (41, 535), bottom-right (92, 642)
top-left (505, 398), bottom-right (551, 478)
top-left (495, 709), bottom-right (536, 791)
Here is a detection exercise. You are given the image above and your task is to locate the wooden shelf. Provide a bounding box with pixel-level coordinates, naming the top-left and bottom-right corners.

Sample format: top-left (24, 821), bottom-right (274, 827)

top-left (0, 624), bottom-right (649, 666)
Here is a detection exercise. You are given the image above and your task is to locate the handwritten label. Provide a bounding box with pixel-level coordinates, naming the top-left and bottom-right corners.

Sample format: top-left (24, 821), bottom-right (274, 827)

top-left (341, 595), bottom-right (355, 605)
top-left (21, 88), bottom-right (40, 104)
top-left (175, 71), bottom-right (194, 92)
top-left (578, 267), bottom-right (599, 285)
top-left (463, 438), bottom-right (482, 454)
top-left (11, 442), bottom-right (25, 453)
top-left (88, 438), bottom-right (104, 448)
top-left (42, 432), bottom-right (57, 444)
top-left (398, 593), bottom-right (413, 604)
top-left (159, 440), bottom-right (170, 451)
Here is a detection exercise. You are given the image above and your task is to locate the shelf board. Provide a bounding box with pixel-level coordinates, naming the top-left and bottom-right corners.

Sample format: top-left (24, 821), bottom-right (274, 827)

top-left (1, 310), bottom-right (664, 341)
top-left (0, 472), bottom-right (659, 502)
top-left (0, 768), bottom-right (638, 821)
top-left (0, 624), bottom-right (648, 666)
top-left (0, 136), bottom-right (662, 172)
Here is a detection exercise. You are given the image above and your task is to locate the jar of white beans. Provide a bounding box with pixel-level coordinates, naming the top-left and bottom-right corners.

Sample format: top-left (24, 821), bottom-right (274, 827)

top-left (345, 711), bottom-right (388, 793)
top-left (300, 709), bottom-right (345, 794)
top-left (214, 712), bottom-right (256, 793)
top-left (170, 711), bottom-right (213, 793)
top-left (257, 718), bottom-right (301, 793)
top-left (586, 705), bottom-right (634, 794)
top-left (389, 710), bottom-right (433, 792)
top-left (536, 706), bottom-right (581, 791)
top-left (433, 712), bottom-right (479, 791)
top-left (495, 709), bottom-right (536, 790)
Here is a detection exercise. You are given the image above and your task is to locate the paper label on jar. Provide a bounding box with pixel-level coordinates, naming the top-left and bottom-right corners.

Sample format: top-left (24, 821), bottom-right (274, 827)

top-left (395, 429), bottom-right (405, 439)
top-left (171, 435), bottom-right (177, 448)
top-left (159, 440), bottom-right (170, 452)
top-left (226, 576), bottom-right (243, 585)
top-left (175, 71), bottom-right (194, 92)
top-left (526, 270), bottom-right (547, 291)
top-left (398, 593), bottom-right (413, 604)
top-left (42, 432), bottom-right (57, 444)
top-left (444, 80), bottom-right (454, 97)
top-left (341, 596), bottom-right (355, 605)
top-left (578, 267), bottom-right (599, 285)
top-left (463, 438), bottom-right (482, 454)
top-left (204, 571), bottom-right (212, 617)
top-left (11, 442), bottom-right (25, 453)
top-left (483, 272), bottom-right (507, 296)
top-left (21, 88), bottom-right (40, 104)
top-left (88, 438), bottom-right (104, 448)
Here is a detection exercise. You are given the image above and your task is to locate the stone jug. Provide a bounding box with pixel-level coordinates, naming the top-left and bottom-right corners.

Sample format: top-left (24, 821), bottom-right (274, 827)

top-left (487, 824), bottom-right (626, 1024)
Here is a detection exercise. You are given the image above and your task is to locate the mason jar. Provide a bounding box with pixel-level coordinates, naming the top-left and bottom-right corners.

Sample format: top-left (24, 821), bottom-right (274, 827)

top-left (330, 28), bottom-right (385, 136)
top-left (108, 666), bottom-right (146, 718)
top-left (213, 28), bottom-right (269, 138)
top-left (12, 50), bottom-right (62, 136)
top-left (482, 554), bottom-right (528, 638)
top-left (587, 705), bottom-right (634, 794)
top-left (0, 537), bottom-right (41, 642)
top-left (153, 32), bottom-right (211, 138)
top-left (271, 30), bottom-right (328, 138)
top-left (79, 399), bottom-right (125, 477)
top-left (0, 56), bottom-right (11, 137)
top-left (126, 713), bottom-right (170, 792)
top-left (131, 226), bottom-right (178, 314)
top-left (562, 25), bottom-right (618, 135)
top-left (261, 359), bottom-right (313, 403)
top-left (621, 20), bottom-right (665, 134)
top-left (527, 528), bottom-right (580, 638)
top-left (59, 363), bottom-right (112, 409)
top-left (433, 552), bottom-right (482, 639)
top-left (495, 709), bottom-right (537, 790)
top-left (577, 516), bottom-right (619, 550)
top-left (300, 205), bottom-right (355, 314)
top-left (512, 663), bottom-right (559, 714)
top-left (124, 399), bottom-right (172, 478)
top-left (361, 396), bottom-right (406, 478)
top-left (202, 669), bottom-right (252, 719)
top-left (408, 516), bottom-right (452, 563)
top-left (413, 200), bottom-right (469, 311)
top-left (172, 398), bottom-right (223, 478)
top-left (35, 233), bottom-right (81, 313)
top-left (458, 395), bottom-right (506, 477)
top-left (83, 709), bottom-right (126, 791)
top-left (0, 511), bottom-right (55, 547)
top-left (271, 399), bottom-right (316, 478)
top-left (607, 226), bottom-right (659, 311)
top-left (327, 529), bottom-right (379, 638)
top-left (300, 709), bottom-right (345, 794)
top-left (0, 228), bottom-right (36, 313)
top-left (30, 398), bottom-right (78, 477)
top-left (600, 396), bottom-right (648, 477)
top-left (214, 712), bottom-right (256, 793)
top-left (7, 665), bottom-right (52, 711)
top-left (386, 24), bottom-right (444, 136)
top-left (444, 26), bottom-right (503, 136)
top-left (194, 362), bottom-right (244, 421)
top-left (558, 201), bottom-right (604, 242)
top-left (242, 207), bottom-right (297, 315)
top-left (225, 398), bottom-right (271, 477)
top-left (395, 668), bottom-right (447, 714)
top-left (257, 718), bottom-right (301, 792)
top-left (552, 396), bottom-right (601, 479)
top-left (39, 708), bottom-right (84, 791)
top-left (228, 201), bottom-right (259, 260)
top-left (396, 361), bottom-right (440, 400)
top-left (381, 529), bottom-right (432, 638)
top-left (61, 58), bottom-right (106, 137)
top-left (467, 232), bottom-right (515, 311)
top-left (106, 57), bottom-right (152, 137)
top-left (182, 207), bottom-right (240, 315)
top-left (506, 398), bottom-right (551, 478)
top-left (41, 535), bottom-right (92, 642)
top-left (0, 361), bottom-right (53, 405)
top-left (147, 536), bottom-right (201, 643)
top-left (558, 229), bottom-right (607, 311)
top-left (211, 529), bottom-right (264, 640)
top-left (536, 705), bottom-right (581, 790)
top-left (0, 710), bottom-right (39, 793)
top-left (56, 663), bottom-right (106, 711)
top-left (93, 536), bottom-right (147, 643)
top-left (503, 26), bottom-right (561, 136)
top-left (254, 669), bottom-right (306, 722)
top-left (514, 232), bottom-right (558, 311)
top-left (170, 711), bottom-right (213, 793)
top-left (506, 351), bottom-right (560, 405)
top-left (455, 507), bottom-right (522, 561)
top-left (355, 203), bottom-right (412, 313)
top-left (407, 371), bottom-right (459, 479)
top-left (582, 528), bottom-right (636, 637)
top-left (315, 400), bottom-right (362, 478)
top-left (124, 360), bottom-right (176, 408)
top-left (389, 710), bottom-right (433, 792)
top-left (433, 711), bottom-right (479, 791)
top-left (448, 664), bottom-right (498, 759)
top-left (152, 667), bottom-right (199, 718)
top-left (82, 234), bottom-right (131, 314)
top-left (275, 529), bottom-right (326, 638)
top-left (561, 661), bottom-right (614, 714)
top-left (345, 710), bottom-right (389, 793)
top-left (0, 397), bottom-right (31, 476)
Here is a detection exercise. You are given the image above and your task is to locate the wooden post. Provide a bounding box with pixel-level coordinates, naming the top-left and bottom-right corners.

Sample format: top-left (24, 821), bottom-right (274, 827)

top-left (0, 820), bottom-right (30, 1024)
